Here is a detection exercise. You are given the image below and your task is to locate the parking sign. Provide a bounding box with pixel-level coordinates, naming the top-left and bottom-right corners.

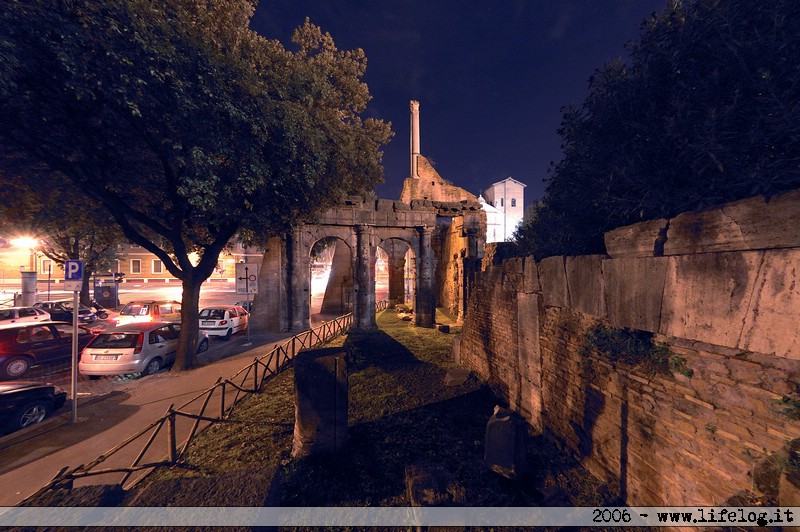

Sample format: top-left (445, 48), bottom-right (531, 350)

top-left (64, 260), bottom-right (83, 292)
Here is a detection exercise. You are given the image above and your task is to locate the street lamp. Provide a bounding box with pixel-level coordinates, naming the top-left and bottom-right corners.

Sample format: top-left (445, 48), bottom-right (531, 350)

top-left (10, 236), bottom-right (38, 272)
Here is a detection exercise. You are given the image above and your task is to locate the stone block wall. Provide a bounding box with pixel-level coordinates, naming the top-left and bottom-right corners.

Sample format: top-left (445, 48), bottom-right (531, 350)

top-left (457, 189), bottom-right (800, 505)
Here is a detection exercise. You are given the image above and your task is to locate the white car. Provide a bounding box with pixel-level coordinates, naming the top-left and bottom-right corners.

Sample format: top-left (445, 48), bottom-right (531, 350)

top-left (113, 300), bottom-right (181, 326)
top-left (0, 307), bottom-right (51, 326)
top-left (198, 306), bottom-right (249, 341)
top-left (79, 321), bottom-right (208, 377)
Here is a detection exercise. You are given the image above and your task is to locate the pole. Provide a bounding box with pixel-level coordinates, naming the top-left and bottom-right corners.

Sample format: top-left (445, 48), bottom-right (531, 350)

top-left (242, 266), bottom-right (252, 347)
top-left (71, 289), bottom-right (79, 423)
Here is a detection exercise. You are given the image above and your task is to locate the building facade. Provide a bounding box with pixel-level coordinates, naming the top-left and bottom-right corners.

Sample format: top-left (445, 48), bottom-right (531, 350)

top-left (481, 177), bottom-right (526, 243)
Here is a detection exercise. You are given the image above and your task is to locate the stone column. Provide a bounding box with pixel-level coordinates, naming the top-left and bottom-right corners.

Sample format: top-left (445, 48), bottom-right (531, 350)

top-left (458, 227), bottom-right (479, 322)
top-left (289, 227), bottom-right (310, 332)
top-left (354, 224), bottom-right (376, 329)
top-left (410, 100), bottom-right (420, 179)
top-left (253, 236), bottom-right (287, 333)
top-left (415, 226), bottom-right (436, 327)
top-left (383, 240), bottom-right (408, 308)
top-left (321, 240), bottom-right (354, 315)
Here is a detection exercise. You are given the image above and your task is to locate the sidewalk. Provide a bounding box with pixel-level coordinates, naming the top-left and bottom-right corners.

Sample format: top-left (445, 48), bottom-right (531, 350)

top-left (0, 331), bottom-right (290, 507)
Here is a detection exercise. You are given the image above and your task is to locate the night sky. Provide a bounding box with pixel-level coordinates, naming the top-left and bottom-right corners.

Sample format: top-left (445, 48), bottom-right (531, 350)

top-left (251, 0), bottom-right (667, 207)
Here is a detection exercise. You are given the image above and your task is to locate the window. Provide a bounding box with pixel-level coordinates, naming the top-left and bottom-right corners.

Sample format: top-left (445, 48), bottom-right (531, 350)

top-left (41, 259), bottom-right (53, 275)
top-left (152, 259), bottom-right (163, 274)
top-left (500, 198), bottom-right (504, 207)
top-left (131, 259), bottom-right (141, 274)
top-left (511, 198), bottom-right (516, 207)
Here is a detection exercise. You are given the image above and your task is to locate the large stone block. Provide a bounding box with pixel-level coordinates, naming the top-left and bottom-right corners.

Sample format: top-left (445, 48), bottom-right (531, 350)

top-left (566, 255), bottom-right (605, 318)
top-left (663, 189), bottom-right (800, 255)
top-left (660, 252), bottom-right (763, 349)
top-left (291, 348), bottom-right (348, 458)
top-left (738, 249), bottom-right (800, 360)
top-left (604, 218), bottom-right (669, 258)
top-left (603, 257), bottom-right (667, 333)
top-left (523, 256), bottom-right (540, 293)
top-left (539, 256), bottom-right (569, 308)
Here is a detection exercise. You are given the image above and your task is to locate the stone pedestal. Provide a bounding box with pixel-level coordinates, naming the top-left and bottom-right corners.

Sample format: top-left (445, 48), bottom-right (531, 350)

top-left (291, 349), bottom-right (348, 458)
top-left (484, 405), bottom-right (527, 479)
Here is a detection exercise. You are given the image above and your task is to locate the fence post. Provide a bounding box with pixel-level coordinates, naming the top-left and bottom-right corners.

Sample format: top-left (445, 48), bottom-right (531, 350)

top-left (167, 409), bottom-right (177, 463)
top-left (220, 382), bottom-right (226, 418)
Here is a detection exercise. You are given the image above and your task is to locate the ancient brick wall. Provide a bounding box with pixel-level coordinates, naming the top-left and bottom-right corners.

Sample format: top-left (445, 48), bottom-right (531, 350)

top-left (456, 190), bottom-right (800, 506)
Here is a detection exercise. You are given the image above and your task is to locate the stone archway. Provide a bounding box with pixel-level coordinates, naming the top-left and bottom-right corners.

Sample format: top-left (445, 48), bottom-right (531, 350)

top-left (251, 197), bottom-right (483, 333)
top-left (378, 237), bottom-right (415, 308)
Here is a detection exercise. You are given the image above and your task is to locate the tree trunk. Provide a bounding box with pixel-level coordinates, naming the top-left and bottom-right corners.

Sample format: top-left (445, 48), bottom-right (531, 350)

top-left (80, 269), bottom-right (93, 307)
top-left (174, 275), bottom-right (202, 371)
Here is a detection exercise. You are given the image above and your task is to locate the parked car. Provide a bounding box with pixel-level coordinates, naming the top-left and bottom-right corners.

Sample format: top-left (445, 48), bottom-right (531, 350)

top-left (198, 306), bottom-right (249, 341)
top-left (79, 321), bottom-right (208, 378)
top-left (0, 307), bottom-right (51, 325)
top-left (0, 321), bottom-right (98, 380)
top-left (0, 381), bottom-right (67, 434)
top-left (113, 300), bottom-right (181, 326)
top-left (33, 300), bottom-right (97, 324)
top-left (234, 300), bottom-right (253, 313)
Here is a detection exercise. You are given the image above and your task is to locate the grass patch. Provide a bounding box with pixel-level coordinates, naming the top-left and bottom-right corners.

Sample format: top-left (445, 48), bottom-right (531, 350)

top-left (126, 308), bottom-right (618, 509)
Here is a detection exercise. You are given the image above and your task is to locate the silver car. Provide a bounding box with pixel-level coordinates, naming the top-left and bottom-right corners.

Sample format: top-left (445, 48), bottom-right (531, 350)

top-left (79, 321), bottom-right (208, 377)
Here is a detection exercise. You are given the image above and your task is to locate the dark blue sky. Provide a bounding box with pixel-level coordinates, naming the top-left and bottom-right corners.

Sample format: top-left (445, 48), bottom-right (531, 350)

top-left (252, 0), bottom-right (667, 206)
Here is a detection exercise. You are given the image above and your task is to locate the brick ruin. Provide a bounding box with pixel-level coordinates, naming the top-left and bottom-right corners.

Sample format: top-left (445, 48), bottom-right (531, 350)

top-left (455, 189), bottom-right (800, 506)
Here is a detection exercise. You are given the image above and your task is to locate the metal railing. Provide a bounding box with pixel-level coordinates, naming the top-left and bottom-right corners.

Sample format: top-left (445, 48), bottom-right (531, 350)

top-left (23, 311), bottom-right (358, 501)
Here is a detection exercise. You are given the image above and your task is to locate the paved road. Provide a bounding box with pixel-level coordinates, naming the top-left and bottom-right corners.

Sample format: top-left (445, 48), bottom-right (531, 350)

top-left (0, 332), bottom-right (291, 506)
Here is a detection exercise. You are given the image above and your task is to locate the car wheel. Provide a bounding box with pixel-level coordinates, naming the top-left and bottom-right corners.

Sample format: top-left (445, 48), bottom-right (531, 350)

top-left (223, 328), bottom-right (232, 341)
top-left (197, 338), bottom-right (209, 353)
top-left (14, 400), bottom-right (50, 429)
top-left (2, 356), bottom-right (32, 379)
top-left (142, 357), bottom-right (161, 376)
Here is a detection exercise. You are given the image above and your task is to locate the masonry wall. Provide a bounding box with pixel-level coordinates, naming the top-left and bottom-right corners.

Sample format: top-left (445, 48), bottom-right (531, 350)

top-left (457, 190), bottom-right (800, 506)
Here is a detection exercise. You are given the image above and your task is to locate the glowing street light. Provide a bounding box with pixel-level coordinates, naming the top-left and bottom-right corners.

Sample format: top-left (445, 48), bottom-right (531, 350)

top-left (10, 236), bottom-right (38, 272)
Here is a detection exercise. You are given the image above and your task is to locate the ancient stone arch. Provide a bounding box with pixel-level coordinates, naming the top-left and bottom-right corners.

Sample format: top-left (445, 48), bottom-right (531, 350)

top-left (251, 196), bottom-right (485, 333)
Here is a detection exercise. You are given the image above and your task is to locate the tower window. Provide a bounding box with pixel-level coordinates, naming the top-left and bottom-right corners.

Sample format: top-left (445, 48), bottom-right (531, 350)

top-left (511, 198), bottom-right (516, 207)
top-left (500, 198), bottom-right (504, 207)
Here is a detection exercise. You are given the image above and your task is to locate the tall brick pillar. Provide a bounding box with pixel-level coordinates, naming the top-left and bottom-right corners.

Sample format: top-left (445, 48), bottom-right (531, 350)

top-left (289, 226), bottom-right (310, 332)
top-left (354, 224), bottom-right (376, 329)
top-left (415, 226), bottom-right (436, 327)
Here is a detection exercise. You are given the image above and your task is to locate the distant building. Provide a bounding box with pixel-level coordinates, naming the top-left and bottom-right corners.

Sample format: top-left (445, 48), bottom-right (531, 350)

top-left (480, 177), bottom-right (526, 242)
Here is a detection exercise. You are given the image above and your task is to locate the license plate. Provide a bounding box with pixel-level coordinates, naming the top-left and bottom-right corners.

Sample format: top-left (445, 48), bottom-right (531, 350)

top-left (96, 355), bottom-right (118, 361)
top-left (202, 321), bottom-right (215, 326)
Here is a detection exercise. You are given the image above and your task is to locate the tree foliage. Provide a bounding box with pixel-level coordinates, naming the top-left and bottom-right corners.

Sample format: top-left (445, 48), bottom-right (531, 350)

top-left (0, 0), bottom-right (392, 369)
top-left (515, 0), bottom-right (800, 259)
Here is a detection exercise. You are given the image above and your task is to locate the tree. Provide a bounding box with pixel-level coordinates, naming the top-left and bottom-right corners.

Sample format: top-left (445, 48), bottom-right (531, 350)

top-left (516, 0), bottom-right (800, 259)
top-left (0, 171), bottom-right (124, 305)
top-left (0, 0), bottom-right (392, 370)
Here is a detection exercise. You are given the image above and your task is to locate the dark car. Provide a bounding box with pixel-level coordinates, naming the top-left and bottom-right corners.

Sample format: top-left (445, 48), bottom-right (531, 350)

top-left (0, 321), bottom-right (97, 380)
top-left (0, 381), bottom-right (67, 433)
top-left (33, 301), bottom-right (97, 324)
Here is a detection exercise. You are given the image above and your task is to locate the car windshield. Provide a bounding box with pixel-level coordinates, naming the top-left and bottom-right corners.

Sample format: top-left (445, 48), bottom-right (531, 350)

top-left (57, 302), bottom-right (91, 311)
top-left (120, 304), bottom-right (150, 316)
top-left (199, 309), bottom-right (225, 320)
top-left (87, 333), bottom-right (139, 349)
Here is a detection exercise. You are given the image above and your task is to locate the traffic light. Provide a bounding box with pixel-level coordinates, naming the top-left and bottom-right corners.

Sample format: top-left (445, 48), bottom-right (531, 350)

top-left (113, 272), bottom-right (125, 283)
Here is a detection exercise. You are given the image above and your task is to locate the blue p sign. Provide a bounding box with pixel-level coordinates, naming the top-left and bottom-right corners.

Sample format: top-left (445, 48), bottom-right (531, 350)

top-left (65, 260), bottom-right (83, 280)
